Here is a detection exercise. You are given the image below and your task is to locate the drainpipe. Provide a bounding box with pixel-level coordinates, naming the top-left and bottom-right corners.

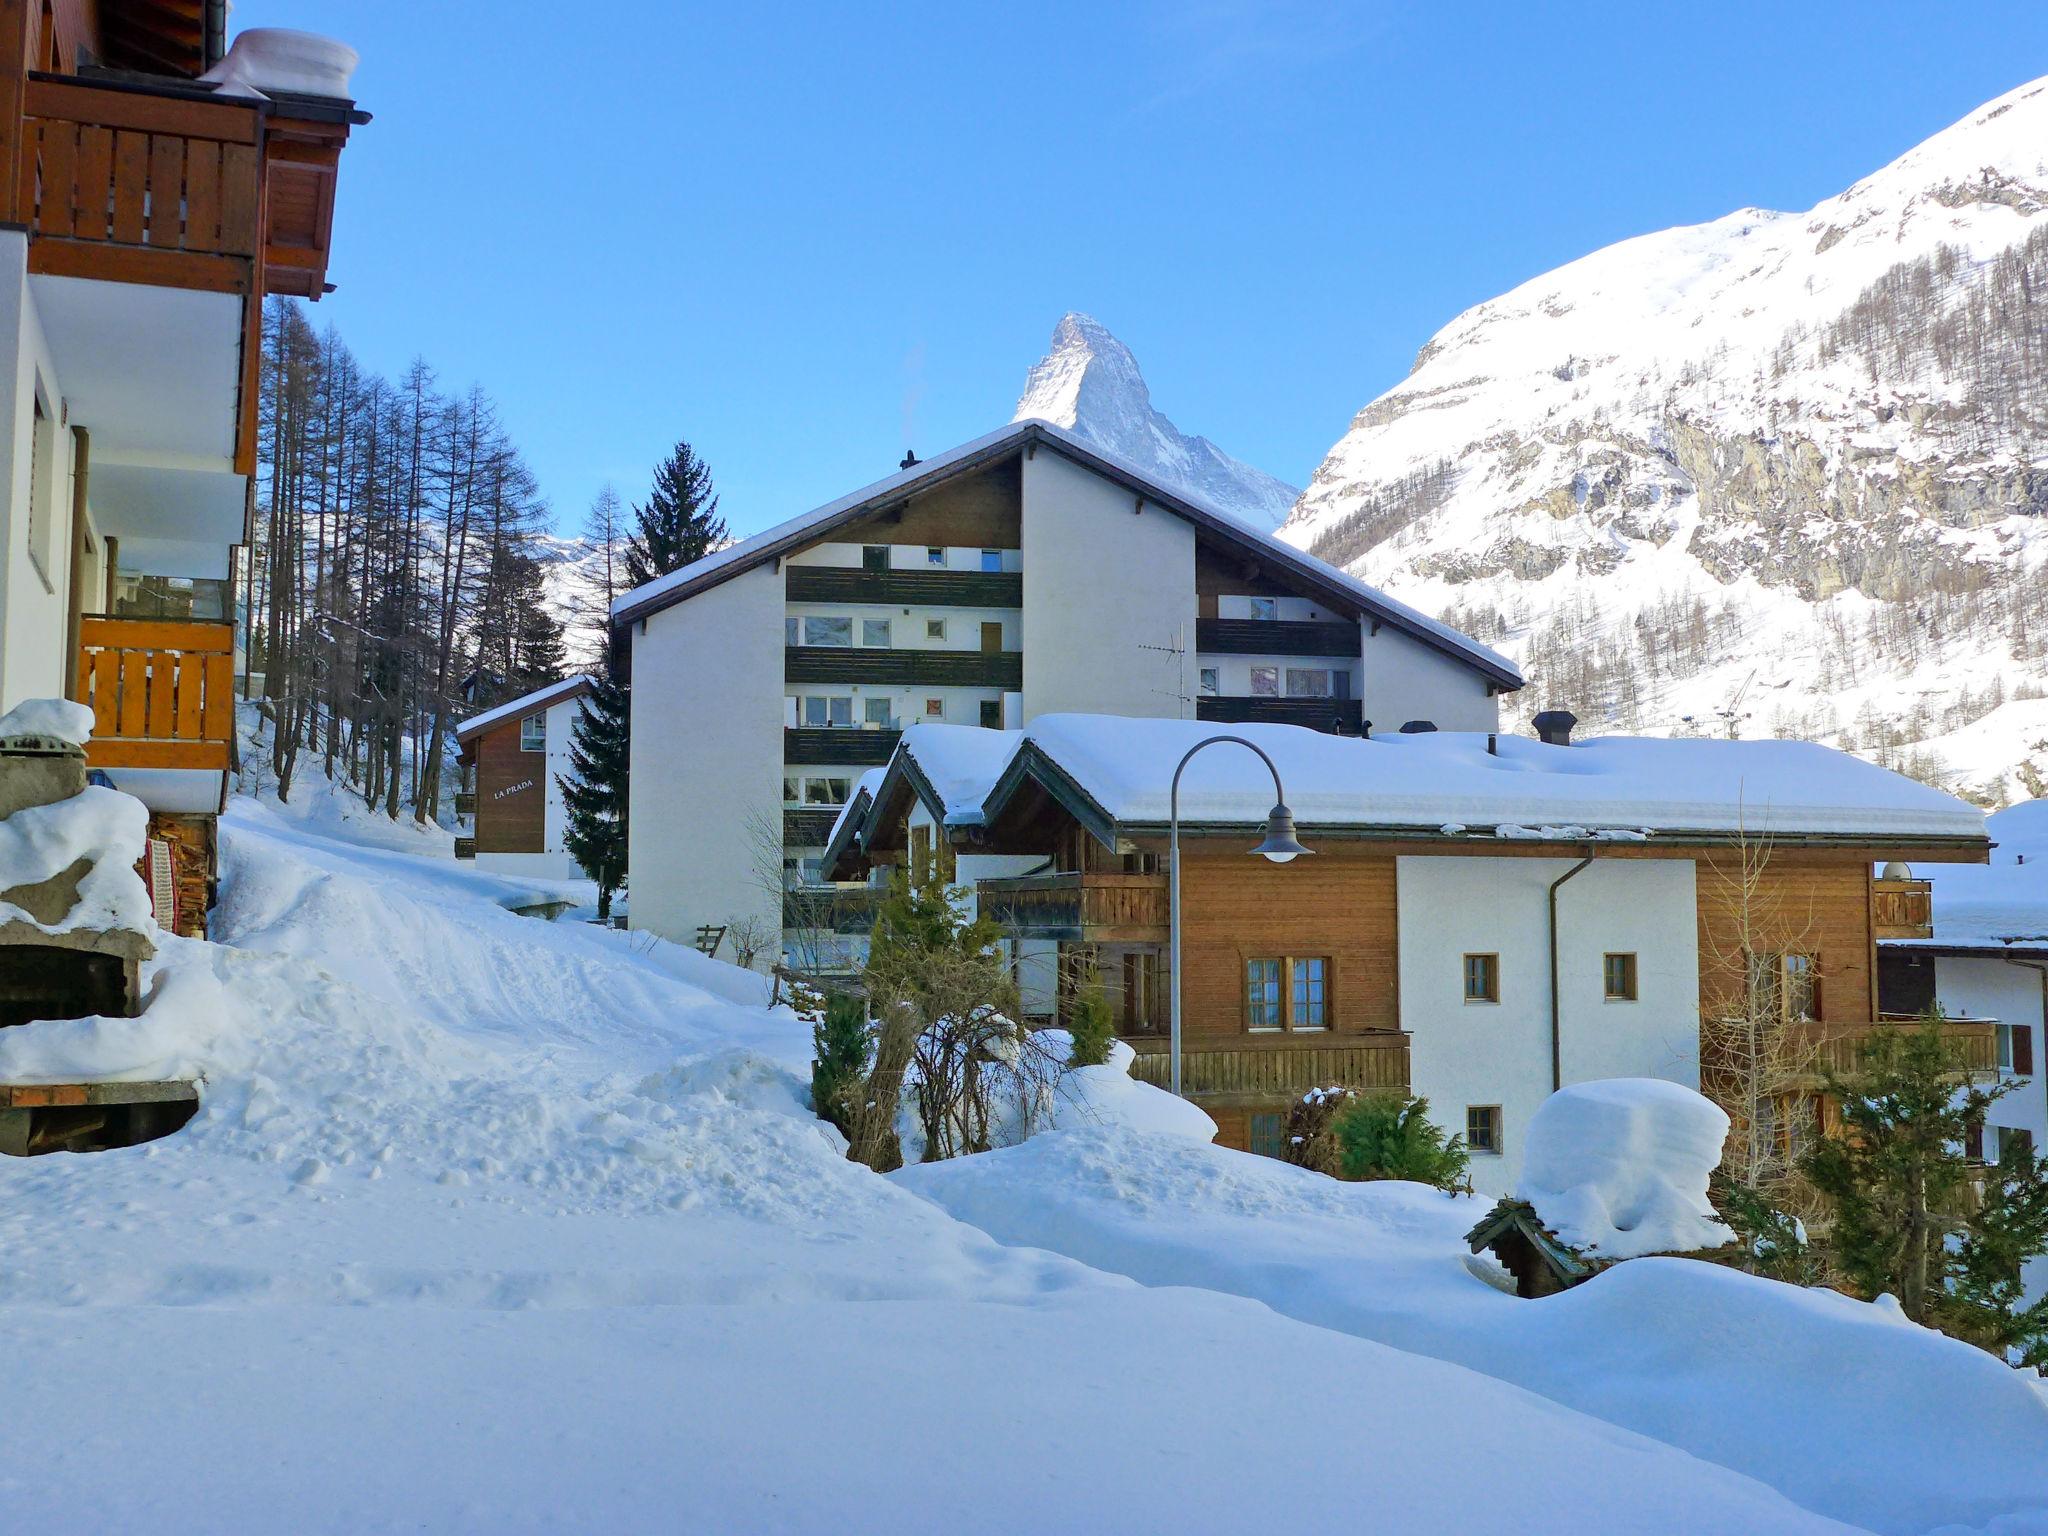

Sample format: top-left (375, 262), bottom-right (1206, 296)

top-left (1548, 850), bottom-right (1596, 1092)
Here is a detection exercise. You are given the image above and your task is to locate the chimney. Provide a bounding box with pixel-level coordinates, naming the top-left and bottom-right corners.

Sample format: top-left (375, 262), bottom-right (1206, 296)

top-left (1533, 710), bottom-right (1577, 746)
top-left (1399, 720), bottom-right (1436, 734)
top-left (900, 449), bottom-right (920, 470)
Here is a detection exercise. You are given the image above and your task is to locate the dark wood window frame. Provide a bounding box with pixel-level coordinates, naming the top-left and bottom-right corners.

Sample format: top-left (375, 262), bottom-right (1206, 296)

top-left (1244, 955), bottom-right (1333, 1033)
top-left (1466, 1104), bottom-right (1502, 1155)
top-left (1463, 952), bottom-right (1500, 1004)
top-left (1603, 951), bottom-right (1639, 1002)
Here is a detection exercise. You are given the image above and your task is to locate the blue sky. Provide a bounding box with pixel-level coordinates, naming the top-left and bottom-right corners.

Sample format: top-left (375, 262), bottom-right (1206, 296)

top-left (233, 0), bottom-right (2048, 541)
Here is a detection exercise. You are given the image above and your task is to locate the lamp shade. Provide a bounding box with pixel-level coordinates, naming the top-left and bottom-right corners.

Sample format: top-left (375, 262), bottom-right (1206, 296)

top-left (1251, 803), bottom-right (1313, 863)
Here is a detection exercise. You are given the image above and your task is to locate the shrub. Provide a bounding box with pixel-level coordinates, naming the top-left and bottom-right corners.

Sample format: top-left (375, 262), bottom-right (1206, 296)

top-left (1066, 974), bottom-right (1115, 1069)
top-left (809, 991), bottom-right (870, 1138)
top-left (1282, 1086), bottom-right (1359, 1176)
top-left (1331, 1094), bottom-right (1471, 1192)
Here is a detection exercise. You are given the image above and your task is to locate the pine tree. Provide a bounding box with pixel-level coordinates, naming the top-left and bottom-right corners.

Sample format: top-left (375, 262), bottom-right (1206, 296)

top-left (1066, 970), bottom-right (1115, 1068)
top-left (1330, 1094), bottom-right (1471, 1192)
top-left (625, 440), bottom-right (727, 587)
top-left (810, 991), bottom-right (871, 1138)
top-left (558, 660), bottom-right (630, 919)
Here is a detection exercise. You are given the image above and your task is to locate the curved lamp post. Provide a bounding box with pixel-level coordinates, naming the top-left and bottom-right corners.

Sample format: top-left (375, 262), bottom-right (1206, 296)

top-left (1169, 734), bottom-right (1314, 1097)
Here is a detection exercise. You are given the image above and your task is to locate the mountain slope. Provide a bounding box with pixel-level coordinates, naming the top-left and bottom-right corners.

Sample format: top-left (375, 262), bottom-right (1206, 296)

top-left (1281, 76), bottom-right (2048, 804)
top-left (1015, 312), bottom-right (1300, 528)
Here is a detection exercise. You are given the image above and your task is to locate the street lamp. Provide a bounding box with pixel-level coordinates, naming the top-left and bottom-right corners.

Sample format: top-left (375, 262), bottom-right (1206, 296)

top-left (1169, 734), bottom-right (1313, 1096)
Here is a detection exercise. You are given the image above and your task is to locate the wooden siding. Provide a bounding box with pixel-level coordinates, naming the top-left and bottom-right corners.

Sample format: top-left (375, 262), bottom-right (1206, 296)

top-left (471, 716), bottom-right (547, 855)
top-left (784, 726), bottom-right (900, 766)
top-left (1198, 696), bottom-right (1363, 733)
top-left (1174, 841), bottom-right (1401, 1040)
top-left (836, 455), bottom-right (1021, 551)
top-left (1695, 848), bottom-right (1880, 1028)
top-left (786, 568), bottom-right (1021, 608)
top-left (71, 615), bottom-right (232, 771)
top-left (1194, 537), bottom-right (1341, 616)
top-left (1195, 617), bottom-right (1361, 657)
top-left (785, 646), bottom-right (1022, 689)
top-left (1870, 877), bottom-right (1933, 940)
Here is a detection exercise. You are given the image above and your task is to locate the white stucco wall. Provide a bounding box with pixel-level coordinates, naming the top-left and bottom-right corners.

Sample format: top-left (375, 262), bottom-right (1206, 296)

top-left (0, 232), bottom-right (76, 711)
top-left (1359, 621), bottom-right (1500, 735)
top-left (1020, 451), bottom-right (1196, 721)
top-left (628, 562), bottom-right (785, 956)
top-left (1398, 854), bottom-right (1701, 1195)
top-left (1935, 953), bottom-right (2048, 1301)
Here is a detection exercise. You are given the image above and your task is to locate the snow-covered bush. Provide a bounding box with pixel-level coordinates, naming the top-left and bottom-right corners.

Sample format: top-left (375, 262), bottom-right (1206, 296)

top-left (1518, 1078), bottom-right (1736, 1261)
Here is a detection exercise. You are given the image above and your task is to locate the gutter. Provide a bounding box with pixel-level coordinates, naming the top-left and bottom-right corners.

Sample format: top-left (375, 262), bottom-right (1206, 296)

top-left (1548, 850), bottom-right (1596, 1092)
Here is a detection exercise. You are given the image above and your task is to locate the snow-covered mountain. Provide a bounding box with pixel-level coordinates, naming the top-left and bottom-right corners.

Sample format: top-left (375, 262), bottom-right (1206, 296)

top-left (1281, 76), bottom-right (2048, 805)
top-left (1014, 313), bottom-right (1300, 528)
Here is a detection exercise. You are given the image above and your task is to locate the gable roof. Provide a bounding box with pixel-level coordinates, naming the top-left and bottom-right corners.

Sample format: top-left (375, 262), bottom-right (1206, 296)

top-left (610, 418), bottom-right (1523, 691)
top-left (455, 676), bottom-right (594, 743)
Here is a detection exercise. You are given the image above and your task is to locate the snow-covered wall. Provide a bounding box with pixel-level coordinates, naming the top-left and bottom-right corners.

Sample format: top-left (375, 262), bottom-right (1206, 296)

top-left (1020, 450), bottom-right (1196, 721)
top-left (1397, 854), bottom-right (1701, 1193)
top-left (1359, 621), bottom-right (1499, 734)
top-left (0, 231), bottom-right (75, 711)
top-left (629, 562), bottom-right (784, 955)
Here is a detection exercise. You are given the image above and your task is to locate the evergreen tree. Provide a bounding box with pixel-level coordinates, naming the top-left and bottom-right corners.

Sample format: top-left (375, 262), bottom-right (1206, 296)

top-left (1331, 1094), bottom-right (1471, 1192)
top-left (1947, 1135), bottom-right (2048, 1366)
top-left (810, 991), bottom-right (871, 1138)
top-left (558, 659), bottom-right (630, 919)
top-left (1065, 969), bottom-right (1115, 1068)
top-left (625, 440), bottom-right (727, 587)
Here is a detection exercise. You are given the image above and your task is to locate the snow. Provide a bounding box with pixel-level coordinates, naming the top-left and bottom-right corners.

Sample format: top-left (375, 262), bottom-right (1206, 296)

top-left (898, 1127), bottom-right (2048, 1536)
top-left (1039, 1033), bottom-right (1219, 1141)
top-left (1, 758), bottom-right (2033, 1531)
top-left (0, 783), bottom-right (152, 936)
top-left (0, 695), bottom-right (93, 744)
top-left (892, 713), bottom-right (1987, 842)
top-left (900, 722), bottom-right (1020, 824)
top-left (198, 27), bottom-right (358, 100)
top-left (1900, 799), bottom-right (2048, 949)
top-left (453, 674), bottom-right (593, 742)
top-left (1517, 1079), bottom-right (1736, 1260)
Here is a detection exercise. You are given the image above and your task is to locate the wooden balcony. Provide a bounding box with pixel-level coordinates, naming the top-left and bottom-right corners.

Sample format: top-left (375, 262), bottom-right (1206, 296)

top-left (1872, 877), bottom-right (1934, 940)
top-left (977, 871), bottom-right (1168, 943)
top-left (1198, 696), bottom-right (1362, 733)
top-left (1195, 617), bottom-right (1362, 657)
top-left (1129, 1035), bottom-right (1411, 1104)
top-left (783, 885), bottom-right (886, 935)
top-left (69, 616), bottom-right (234, 771)
top-left (785, 646), bottom-right (1022, 690)
top-left (786, 567), bottom-right (1022, 608)
top-left (452, 791), bottom-right (476, 819)
top-left (1779, 1017), bottom-right (1999, 1088)
top-left (784, 726), bottom-right (900, 766)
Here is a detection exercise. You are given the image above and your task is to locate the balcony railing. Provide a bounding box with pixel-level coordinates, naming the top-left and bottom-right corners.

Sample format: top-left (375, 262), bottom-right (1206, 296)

top-left (786, 567), bottom-right (1022, 608)
top-left (453, 792), bottom-right (476, 819)
top-left (1776, 1017), bottom-right (1999, 1088)
top-left (70, 616), bottom-right (234, 771)
top-left (783, 885), bottom-right (886, 935)
top-left (1198, 696), bottom-right (1362, 733)
top-left (1129, 1035), bottom-right (1411, 1102)
top-left (1195, 617), bottom-right (1362, 657)
top-left (977, 872), bottom-right (1169, 942)
top-left (1872, 877), bottom-right (1934, 940)
top-left (784, 726), bottom-right (900, 766)
top-left (785, 646), bottom-right (1022, 689)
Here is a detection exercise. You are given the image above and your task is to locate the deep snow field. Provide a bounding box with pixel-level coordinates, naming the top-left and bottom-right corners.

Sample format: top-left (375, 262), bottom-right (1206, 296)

top-left (1, 775), bottom-right (2045, 1533)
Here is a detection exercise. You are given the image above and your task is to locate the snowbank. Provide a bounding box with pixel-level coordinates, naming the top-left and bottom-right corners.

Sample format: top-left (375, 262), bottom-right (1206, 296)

top-left (0, 696), bottom-right (93, 743)
top-left (1042, 1033), bottom-right (1218, 1141)
top-left (899, 1127), bottom-right (2048, 1536)
top-left (0, 783), bottom-right (152, 935)
top-left (1517, 1079), bottom-right (1735, 1260)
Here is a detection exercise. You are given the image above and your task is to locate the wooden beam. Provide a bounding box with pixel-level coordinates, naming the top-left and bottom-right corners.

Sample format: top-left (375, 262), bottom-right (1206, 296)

top-left (0, 0), bottom-right (33, 226)
top-left (27, 235), bottom-right (251, 291)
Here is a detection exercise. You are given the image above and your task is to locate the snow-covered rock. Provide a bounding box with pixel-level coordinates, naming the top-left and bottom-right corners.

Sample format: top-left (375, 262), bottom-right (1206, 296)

top-left (1015, 313), bottom-right (1300, 529)
top-left (0, 696), bottom-right (94, 744)
top-left (1517, 1079), bottom-right (1735, 1260)
top-left (0, 784), bottom-right (152, 937)
top-left (1282, 75), bottom-right (2048, 803)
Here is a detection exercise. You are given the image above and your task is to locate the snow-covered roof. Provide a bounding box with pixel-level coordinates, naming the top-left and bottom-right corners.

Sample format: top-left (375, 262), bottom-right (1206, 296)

top-left (1889, 799), bottom-right (2048, 952)
top-left (455, 676), bottom-right (594, 743)
top-left (856, 715), bottom-right (1988, 849)
top-left (609, 419), bottom-right (1522, 689)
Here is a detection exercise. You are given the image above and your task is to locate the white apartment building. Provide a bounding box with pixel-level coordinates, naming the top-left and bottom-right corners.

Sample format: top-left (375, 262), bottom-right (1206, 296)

top-left (611, 420), bottom-right (1525, 957)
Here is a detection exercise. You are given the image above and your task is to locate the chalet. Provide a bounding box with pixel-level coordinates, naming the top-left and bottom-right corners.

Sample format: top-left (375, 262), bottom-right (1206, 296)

top-left (826, 713), bottom-right (1993, 1189)
top-left (609, 419), bottom-right (1523, 963)
top-left (1878, 799), bottom-right (2046, 1300)
top-left (0, 4), bottom-right (364, 932)
top-left (453, 674), bottom-right (593, 880)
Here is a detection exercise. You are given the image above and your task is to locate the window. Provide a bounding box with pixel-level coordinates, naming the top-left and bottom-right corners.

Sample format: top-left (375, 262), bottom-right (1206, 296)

top-left (1199, 667), bottom-right (1219, 697)
top-left (1603, 952), bottom-right (1638, 1002)
top-left (1249, 666), bottom-right (1279, 697)
top-left (1246, 958), bottom-right (1283, 1031)
top-left (865, 697), bottom-right (895, 727)
top-left (1466, 1106), bottom-right (1502, 1155)
top-left (1285, 668), bottom-right (1331, 698)
top-left (1463, 953), bottom-right (1499, 1004)
top-left (1249, 1112), bottom-right (1286, 1161)
top-left (980, 549), bottom-right (1003, 572)
top-left (1997, 1126), bottom-right (2036, 1161)
top-left (803, 695), bottom-right (854, 727)
top-left (1291, 957), bottom-right (1328, 1030)
top-left (111, 573), bottom-right (229, 621)
top-left (1750, 952), bottom-right (1820, 1023)
top-left (862, 545), bottom-right (889, 572)
top-left (979, 699), bottom-right (1003, 729)
top-left (782, 777), bottom-right (800, 805)
top-left (1249, 596), bottom-right (1278, 622)
top-left (803, 615), bottom-right (853, 647)
top-left (861, 618), bottom-right (892, 647)
top-left (26, 393), bottom-right (54, 584)
top-left (910, 824), bottom-right (933, 885)
top-left (784, 616), bottom-right (799, 645)
top-left (519, 713), bottom-right (545, 752)
top-left (926, 546), bottom-right (946, 566)
top-left (1998, 1023), bottom-right (2035, 1077)
top-left (804, 777), bottom-right (851, 806)
top-left (924, 698), bottom-right (944, 719)
top-left (1246, 957), bottom-right (1329, 1031)
top-left (925, 618), bottom-right (947, 641)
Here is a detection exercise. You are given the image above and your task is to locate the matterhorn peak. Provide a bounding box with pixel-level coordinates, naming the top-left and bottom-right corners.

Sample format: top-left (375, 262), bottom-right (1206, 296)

top-left (1013, 312), bottom-right (1300, 529)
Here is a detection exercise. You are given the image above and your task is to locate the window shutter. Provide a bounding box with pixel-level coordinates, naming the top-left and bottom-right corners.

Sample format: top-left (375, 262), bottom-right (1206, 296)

top-left (2015, 1025), bottom-right (2036, 1077)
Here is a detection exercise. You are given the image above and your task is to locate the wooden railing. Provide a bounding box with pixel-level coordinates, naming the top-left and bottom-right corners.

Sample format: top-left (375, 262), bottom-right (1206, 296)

top-left (1778, 1017), bottom-right (1999, 1087)
top-left (783, 886), bottom-right (887, 935)
top-left (1129, 1036), bottom-right (1411, 1101)
top-left (978, 872), bottom-right (1169, 941)
top-left (1872, 877), bottom-right (1934, 940)
top-left (71, 616), bottom-right (234, 771)
top-left (15, 77), bottom-right (262, 280)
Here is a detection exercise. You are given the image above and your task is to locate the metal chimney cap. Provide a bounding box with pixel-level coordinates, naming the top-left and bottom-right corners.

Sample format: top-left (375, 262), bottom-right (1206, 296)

top-left (1532, 709), bottom-right (1578, 746)
top-left (1398, 720), bottom-right (1437, 734)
